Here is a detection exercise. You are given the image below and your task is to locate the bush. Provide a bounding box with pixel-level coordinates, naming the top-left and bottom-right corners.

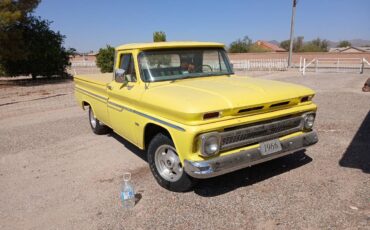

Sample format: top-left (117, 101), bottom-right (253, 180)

top-left (280, 36), bottom-right (304, 52)
top-left (302, 38), bottom-right (328, 52)
top-left (280, 37), bottom-right (328, 52)
top-left (153, 31), bottom-right (166, 42)
top-left (337, 40), bottom-right (351, 48)
top-left (228, 36), bottom-right (252, 53)
top-left (96, 45), bottom-right (115, 73)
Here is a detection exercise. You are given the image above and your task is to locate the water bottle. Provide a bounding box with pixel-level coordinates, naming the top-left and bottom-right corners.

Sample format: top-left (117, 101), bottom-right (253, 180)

top-left (120, 172), bottom-right (135, 209)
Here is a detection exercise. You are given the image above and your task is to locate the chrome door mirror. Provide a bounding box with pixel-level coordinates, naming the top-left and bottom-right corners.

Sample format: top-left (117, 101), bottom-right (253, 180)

top-left (114, 68), bottom-right (126, 80)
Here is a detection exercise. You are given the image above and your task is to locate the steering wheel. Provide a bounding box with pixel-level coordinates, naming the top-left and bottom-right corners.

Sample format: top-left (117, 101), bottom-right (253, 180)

top-left (195, 64), bottom-right (213, 72)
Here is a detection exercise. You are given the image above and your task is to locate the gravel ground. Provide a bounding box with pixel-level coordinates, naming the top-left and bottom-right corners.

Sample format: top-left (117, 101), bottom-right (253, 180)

top-left (0, 72), bottom-right (369, 230)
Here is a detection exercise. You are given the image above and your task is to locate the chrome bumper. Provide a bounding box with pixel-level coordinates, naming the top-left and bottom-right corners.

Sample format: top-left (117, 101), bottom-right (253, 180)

top-left (184, 131), bottom-right (318, 179)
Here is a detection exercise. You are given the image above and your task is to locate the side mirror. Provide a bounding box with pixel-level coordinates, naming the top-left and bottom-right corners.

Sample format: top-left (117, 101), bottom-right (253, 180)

top-left (114, 68), bottom-right (126, 80)
top-left (114, 68), bottom-right (129, 86)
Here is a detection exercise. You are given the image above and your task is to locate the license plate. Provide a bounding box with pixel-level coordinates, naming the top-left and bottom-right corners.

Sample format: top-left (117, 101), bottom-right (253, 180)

top-left (259, 139), bottom-right (282, 156)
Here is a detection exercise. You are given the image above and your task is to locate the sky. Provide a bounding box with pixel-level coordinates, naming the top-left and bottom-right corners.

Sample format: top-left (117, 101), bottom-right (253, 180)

top-left (34, 0), bottom-right (370, 52)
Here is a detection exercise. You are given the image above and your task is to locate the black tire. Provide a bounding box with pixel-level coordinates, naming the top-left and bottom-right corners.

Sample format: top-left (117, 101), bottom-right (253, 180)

top-left (88, 106), bottom-right (110, 135)
top-left (147, 133), bottom-right (195, 192)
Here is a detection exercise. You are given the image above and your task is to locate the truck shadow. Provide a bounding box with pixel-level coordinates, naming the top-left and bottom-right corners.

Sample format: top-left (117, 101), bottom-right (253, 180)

top-left (108, 132), bottom-right (148, 162)
top-left (339, 110), bottom-right (370, 174)
top-left (193, 150), bottom-right (312, 197)
top-left (108, 132), bottom-right (313, 197)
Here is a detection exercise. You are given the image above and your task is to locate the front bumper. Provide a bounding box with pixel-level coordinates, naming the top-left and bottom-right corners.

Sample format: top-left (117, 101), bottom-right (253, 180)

top-left (184, 130), bottom-right (318, 179)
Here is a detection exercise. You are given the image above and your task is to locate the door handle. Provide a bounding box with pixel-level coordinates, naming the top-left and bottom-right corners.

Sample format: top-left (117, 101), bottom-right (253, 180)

top-left (107, 85), bottom-right (112, 90)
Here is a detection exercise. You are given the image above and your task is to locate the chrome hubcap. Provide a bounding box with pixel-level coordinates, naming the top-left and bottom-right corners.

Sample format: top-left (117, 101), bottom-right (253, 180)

top-left (154, 145), bottom-right (183, 182)
top-left (89, 108), bottom-right (97, 128)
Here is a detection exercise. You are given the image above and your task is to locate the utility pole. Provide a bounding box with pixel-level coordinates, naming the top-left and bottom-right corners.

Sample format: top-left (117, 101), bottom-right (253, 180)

top-left (288, 0), bottom-right (297, 68)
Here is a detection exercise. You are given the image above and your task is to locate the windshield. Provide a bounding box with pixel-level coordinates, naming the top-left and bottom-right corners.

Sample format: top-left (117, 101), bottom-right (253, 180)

top-left (138, 48), bottom-right (233, 82)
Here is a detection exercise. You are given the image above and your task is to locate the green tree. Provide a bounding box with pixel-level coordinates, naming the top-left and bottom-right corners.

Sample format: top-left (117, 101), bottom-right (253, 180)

top-left (0, 0), bottom-right (40, 61)
top-left (337, 40), bottom-right (351, 48)
top-left (280, 36), bottom-right (304, 52)
top-left (96, 45), bottom-right (115, 73)
top-left (280, 40), bottom-right (290, 51)
top-left (153, 31), bottom-right (166, 42)
top-left (1, 16), bottom-right (74, 78)
top-left (301, 38), bottom-right (328, 52)
top-left (228, 36), bottom-right (252, 53)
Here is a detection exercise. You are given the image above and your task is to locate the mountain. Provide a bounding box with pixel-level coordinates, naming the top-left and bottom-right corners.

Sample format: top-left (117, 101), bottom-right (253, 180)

top-left (312, 39), bottom-right (370, 48)
top-left (268, 40), bottom-right (280, 46)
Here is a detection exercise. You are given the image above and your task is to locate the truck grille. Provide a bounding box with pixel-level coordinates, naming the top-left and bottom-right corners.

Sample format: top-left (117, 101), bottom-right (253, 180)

top-left (220, 116), bottom-right (303, 151)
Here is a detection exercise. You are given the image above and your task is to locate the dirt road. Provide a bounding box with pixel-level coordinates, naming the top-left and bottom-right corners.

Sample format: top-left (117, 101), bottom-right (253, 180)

top-left (0, 73), bottom-right (369, 229)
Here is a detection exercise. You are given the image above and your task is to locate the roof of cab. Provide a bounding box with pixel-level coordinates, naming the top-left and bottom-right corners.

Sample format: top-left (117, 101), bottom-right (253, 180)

top-left (115, 41), bottom-right (225, 51)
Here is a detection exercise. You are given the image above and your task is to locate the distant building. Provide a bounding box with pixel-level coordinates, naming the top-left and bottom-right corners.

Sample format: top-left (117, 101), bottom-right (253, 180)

top-left (254, 40), bottom-right (286, 52)
top-left (329, 46), bottom-right (370, 53)
top-left (70, 52), bottom-right (97, 67)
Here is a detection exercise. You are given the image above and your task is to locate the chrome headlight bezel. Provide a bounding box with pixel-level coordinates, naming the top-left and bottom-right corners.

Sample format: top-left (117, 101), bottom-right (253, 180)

top-left (302, 112), bottom-right (316, 130)
top-left (199, 132), bottom-right (221, 157)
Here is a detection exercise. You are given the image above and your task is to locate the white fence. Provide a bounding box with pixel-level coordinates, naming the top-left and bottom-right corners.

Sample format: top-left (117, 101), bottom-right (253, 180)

top-left (300, 57), bottom-right (370, 75)
top-left (231, 59), bottom-right (288, 71)
top-left (71, 61), bottom-right (96, 67)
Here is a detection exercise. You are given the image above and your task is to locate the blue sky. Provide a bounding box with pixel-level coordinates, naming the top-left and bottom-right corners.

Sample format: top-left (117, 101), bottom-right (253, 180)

top-left (34, 0), bottom-right (370, 52)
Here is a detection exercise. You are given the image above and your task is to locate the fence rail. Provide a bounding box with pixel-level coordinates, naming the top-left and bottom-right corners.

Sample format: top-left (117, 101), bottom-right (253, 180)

top-left (231, 59), bottom-right (288, 71)
top-left (300, 57), bottom-right (370, 75)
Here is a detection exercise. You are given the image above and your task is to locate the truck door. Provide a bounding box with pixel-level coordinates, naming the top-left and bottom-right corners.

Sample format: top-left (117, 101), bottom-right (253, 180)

top-left (106, 52), bottom-right (142, 145)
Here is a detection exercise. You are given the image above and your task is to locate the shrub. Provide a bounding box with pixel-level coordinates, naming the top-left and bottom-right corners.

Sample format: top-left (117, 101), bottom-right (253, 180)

top-left (228, 36), bottom-right (252, 53)
top-left (153, 31), bottom-right (166, 42)
top-left (337, 40), bottom-right (351, 48)
top-left (96, 45), bottom-right (115, 73)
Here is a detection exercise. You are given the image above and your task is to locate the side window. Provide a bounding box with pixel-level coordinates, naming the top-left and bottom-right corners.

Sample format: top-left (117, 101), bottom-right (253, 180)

top-left (116, 53), bottom-right (137, 83)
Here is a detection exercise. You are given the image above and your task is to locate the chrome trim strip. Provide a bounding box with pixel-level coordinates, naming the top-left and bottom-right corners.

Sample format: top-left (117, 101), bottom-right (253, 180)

top-left (75, 86), bottom-right (108, 101)
top-left (107, 101), bottom-right (186, 132)
top-left (185, 130), bottom-right (318, 179)
top-left (75, 86), bottom-right (185, 132)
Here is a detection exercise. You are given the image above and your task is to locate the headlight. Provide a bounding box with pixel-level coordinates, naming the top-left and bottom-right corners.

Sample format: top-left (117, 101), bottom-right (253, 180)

top-left (199, 132), bottom-right (221, 157)
top-left (303, 113), bottom-right (316, 130)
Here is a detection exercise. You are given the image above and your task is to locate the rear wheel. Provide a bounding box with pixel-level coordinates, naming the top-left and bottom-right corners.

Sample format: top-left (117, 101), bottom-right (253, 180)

top-left (147, 133), bottom-right (195, 192)
top-left (88, 106), bottom-right (110, 135)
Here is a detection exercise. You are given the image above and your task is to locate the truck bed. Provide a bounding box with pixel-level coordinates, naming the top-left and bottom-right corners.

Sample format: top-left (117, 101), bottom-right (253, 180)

top-left (74, 73), bottom-right (113, 86)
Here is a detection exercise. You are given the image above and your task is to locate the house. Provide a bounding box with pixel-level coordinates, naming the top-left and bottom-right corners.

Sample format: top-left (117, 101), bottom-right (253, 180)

top-left (254, 40), bottom-right (286, 52)
top-left (329, 46), bottom-right (370, 53)
top-left (70, 52), bottom-right (97, 67)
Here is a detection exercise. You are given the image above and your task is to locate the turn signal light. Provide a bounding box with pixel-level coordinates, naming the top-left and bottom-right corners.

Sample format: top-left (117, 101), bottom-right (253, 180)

top-left (203, 112), bottom-right (220, 120)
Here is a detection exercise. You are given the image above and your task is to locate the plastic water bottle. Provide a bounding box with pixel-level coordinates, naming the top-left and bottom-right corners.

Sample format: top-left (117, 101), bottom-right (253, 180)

top-left (120, 172), bottom-right (135, 209)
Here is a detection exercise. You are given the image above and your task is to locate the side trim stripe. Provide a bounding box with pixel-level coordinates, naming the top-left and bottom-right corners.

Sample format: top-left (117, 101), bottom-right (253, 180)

top-left (75, 86), bottom-right (185, 132)
top-left (107, 101), bottom-right (186, 132)
top-left (75, 86), bottom-right (108, 101)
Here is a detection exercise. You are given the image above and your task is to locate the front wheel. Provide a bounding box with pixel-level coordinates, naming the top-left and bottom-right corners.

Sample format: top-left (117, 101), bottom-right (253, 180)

top-left (88, 106), bottom-right (110, 135)
top-left (147, 133), bottom-right (195, 192)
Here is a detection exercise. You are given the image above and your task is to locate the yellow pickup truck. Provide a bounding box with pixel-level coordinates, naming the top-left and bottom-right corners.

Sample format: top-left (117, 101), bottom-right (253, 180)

top-left (74, 41), bottom-right (318, 192)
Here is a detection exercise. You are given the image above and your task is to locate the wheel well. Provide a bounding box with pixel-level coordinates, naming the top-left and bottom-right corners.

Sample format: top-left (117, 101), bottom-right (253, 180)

top-left (82, 101), bottom-right (90, 110)
top-left (144, 123), bottom-right (171, 149)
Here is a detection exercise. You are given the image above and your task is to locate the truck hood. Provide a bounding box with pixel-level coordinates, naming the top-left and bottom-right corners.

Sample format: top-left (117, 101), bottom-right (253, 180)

top-left (140, 76), bottom-right (315, 125)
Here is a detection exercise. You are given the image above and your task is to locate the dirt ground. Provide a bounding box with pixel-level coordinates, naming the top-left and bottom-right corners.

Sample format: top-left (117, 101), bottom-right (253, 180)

top-left (0, 72), bottom-right (369, 230)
